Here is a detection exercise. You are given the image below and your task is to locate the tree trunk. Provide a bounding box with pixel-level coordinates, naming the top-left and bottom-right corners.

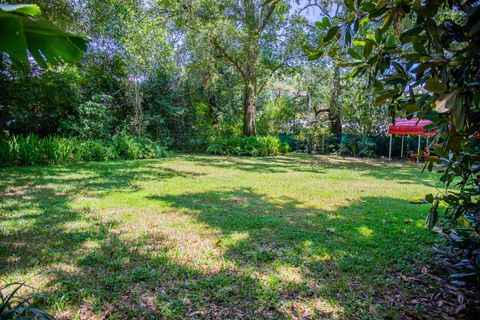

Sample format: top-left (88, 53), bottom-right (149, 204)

top-left (329, 65), bottom-right (342, 138)
top-left (132, 81), bottom-right (142, 136)
top-left (243, 79), bottom-right (256, 136)
top-left (329, 112), bottom-right (342, 137)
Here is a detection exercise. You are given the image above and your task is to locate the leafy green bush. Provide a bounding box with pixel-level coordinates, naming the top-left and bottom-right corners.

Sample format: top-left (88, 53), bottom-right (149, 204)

top-left (111, 133), bottom-right (142, 159)
top-left (80, 140), bottom-right (110, 162)
top-left (207, 136), bottom-right (289, 156)
top-left (0, 134), bottom-right (167, 167)
top-left (426, 137), bottom-right (480, 287)
top-left (0, 282), bottom-right (54, 320)
top-left (110, 133), bottom-right (167, 160)
top-left (339, 135), bottom-right (375, 158)
top-left (0, 134), bottom-right (79, 166)
top-left (60, 94), bottom-right (114, 140)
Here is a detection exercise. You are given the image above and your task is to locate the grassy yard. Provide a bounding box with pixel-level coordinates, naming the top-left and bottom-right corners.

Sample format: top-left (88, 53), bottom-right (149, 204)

top-left (1, 154), bottom-right (442, 319)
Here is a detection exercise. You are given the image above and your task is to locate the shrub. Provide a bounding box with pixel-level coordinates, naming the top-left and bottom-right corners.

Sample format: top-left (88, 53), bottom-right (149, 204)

top-left (0, 134), bottom-right (167, 167)
top-left (110, 133), bottom-right (167, 160)
top-left (425, 136), bottom-right (480, 287)
top-left (339, 135), bottom-right (375, 158)
top-left (60, 94), bottom-right (114, 140)
top-left (80, 140), bottom-right (109, 162)
top-left (111, 133), bottom-right (142, 160)
top-left (207, 136), bottom-right (289, 157)
top-left (0, 134), bottom-right (80, 166)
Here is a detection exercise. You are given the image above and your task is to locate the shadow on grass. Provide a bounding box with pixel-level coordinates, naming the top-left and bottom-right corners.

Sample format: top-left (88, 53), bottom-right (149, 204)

top-left (0, 160), bottom-right (438, 319)
top-left (0, 160), bottom-right (201, 275)
top-left (41, 190), bottom-right (435, 319)
top-left (181, 153), bottom-right (438, 187)
top-left (0, 160), bottom-right (203, 193)
top-left (151, 188), bottom-right (433, 278)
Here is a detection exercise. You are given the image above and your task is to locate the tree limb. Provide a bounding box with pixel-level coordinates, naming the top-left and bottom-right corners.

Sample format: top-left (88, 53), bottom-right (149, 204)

top-left (257, 54), bottom-right (304, 94)
top-left (211, 37), bottom-right (247, 79)
top-left (258, 0), bottom-right (280, 34)
top-left (314, 106), bottom-right (330, 118)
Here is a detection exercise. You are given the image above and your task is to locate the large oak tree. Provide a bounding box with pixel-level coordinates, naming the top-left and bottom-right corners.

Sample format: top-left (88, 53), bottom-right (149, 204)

top-left (170, 0), bottom-right (304, 136)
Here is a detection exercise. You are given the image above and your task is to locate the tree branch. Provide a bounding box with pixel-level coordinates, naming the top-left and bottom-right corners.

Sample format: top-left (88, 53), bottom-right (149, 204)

top-left (258, 0), bottom-right (280, 34)
top-left (257, 54), bottom-right (304, 94)
top-left (210, 37), bottom-right (247, 79)
top-left (314, 106), bottom-right (330, 118)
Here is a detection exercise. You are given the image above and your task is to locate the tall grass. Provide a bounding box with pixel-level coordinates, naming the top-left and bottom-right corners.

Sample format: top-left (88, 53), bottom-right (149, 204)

top-left (0, 134), bottom-right (167, 167)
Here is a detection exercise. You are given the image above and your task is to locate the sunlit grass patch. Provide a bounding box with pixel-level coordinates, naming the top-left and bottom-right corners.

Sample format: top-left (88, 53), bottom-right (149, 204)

top-left (0, 154), bottom-right (441, 319)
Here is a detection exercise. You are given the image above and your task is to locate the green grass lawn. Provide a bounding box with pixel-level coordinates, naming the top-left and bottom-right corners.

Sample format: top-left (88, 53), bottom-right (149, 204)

top-left (0, 154), bottom-right (442, 319)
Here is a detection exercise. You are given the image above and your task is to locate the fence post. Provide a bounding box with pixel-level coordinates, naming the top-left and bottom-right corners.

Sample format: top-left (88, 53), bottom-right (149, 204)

top-left (388, 135), bottom-right (392, 160)
top-left (400, 135), bottom-right (404, 159)
top-left (417, 135), bottom-right (421, 163)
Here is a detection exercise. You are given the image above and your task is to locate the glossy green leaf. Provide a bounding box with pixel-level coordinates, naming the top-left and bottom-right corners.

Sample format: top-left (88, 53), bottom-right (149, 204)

top-left (324, 26), bottom-right (340, 42)
top-left (0, 4), bottom-right (41, 16)
top-left (307, 50), bottom-right (324, 60)
top-left (315, 17), bottom-right (331, 30)
top-left (344, 0), bottom-right (355, 11)
top-left (0, 7), bottom-right (88, 68)
top-left (363, 38), bottom-right (374, 58)
top-left (425, 194), bottom-right (434, 204)
top-left (374, 89), bottom-right (397, 105)
top-left (425, 77), bottom-right (446, 93)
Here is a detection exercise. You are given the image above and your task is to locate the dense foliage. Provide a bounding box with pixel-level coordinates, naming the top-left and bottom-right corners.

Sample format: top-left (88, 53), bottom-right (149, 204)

top-left (0, 0), bottom-right (479, 316)
top-left (0, 0), bottom-right (388, 156)
top-left (0, 133), bottom-right (166, 167)
top-left (308, 0), bottom-right (479, 286)
top-left (207, 135), bottom-right (290, 156)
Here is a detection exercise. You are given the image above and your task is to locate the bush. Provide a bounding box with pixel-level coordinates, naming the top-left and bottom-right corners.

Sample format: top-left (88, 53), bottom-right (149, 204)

top-left (60, 94), bottom-right (114, 140)
top-left (110, 133), bottom-right (167, 160)
top-left (80, 140), bottom-right (110, 162)
top-left (339, 135), bottom-right (375, 157)
top-left (426, 135), bottom-right (480, 287)
top-left (0, 134), bottom-right (167, 167)
top-left (0, 134), bottom-right (79, 166)
top-left (207, 136), bottom-right (290, 157)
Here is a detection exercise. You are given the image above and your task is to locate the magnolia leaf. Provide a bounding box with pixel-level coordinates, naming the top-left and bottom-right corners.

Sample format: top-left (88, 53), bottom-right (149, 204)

top-left (405, 103), bottom-right (420, 113)
top-left (352, 40), bottom-right (366, 47)
top-left (315, 16), bottom-right (331, 30)
top-left (364, 39), bottom-right (374, 58)
top-left (381, 10), bottom-right (394, 32)
top-left (425, 77), bottom-right (446, 93)
top-left (374, 89), bottom-right (397, 105)
top-left (400, 24), bottom-right (424, 43)
top-left (324, 26), bottom-right (340, 42)
top-left (308, 50), bottom-right (324, 60)
top-left (347, 48), bottom-right (361, 59)
top-left (376, 0), bottom-right (386, 9)
top-left (451, 95), bottom-right (465, 128)
top-left (425, 194), bottom-right (434, 204)
top-left (344, 0), bottom-right (355, 11)
top-left (361, 2), bottom-right (376, 12)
